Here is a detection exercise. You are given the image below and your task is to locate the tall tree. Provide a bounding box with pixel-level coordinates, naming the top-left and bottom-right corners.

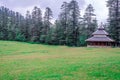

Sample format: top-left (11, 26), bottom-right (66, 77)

top-left (43, 7), bottom-right (52, 34)
top-left (66, 0), bottom-right (80, 46)
top-left (0, 6), bottom-right (9, 40)
top-left (15, 12), bottom-right (26, 41)
top-left (43, 7), bottom-right (53, 43)
top-left (107, 0), bottom-right (120, 46)
top-left (31, 6), bottom-right (42, 42)
top-left (83, 4), bottom-right (97, 38)
top-left (58, 2), bottom-right (69, 45)
top-left (7, 10), bottom-right (15, 40)
top-left (25, 11), bottom-right (31, 41)
top-left (0, 6), bottom-right (5, 39)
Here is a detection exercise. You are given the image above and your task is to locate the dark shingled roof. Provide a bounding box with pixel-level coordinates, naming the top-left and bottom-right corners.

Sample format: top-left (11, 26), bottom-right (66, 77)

top-left (86, 36), bottom-right (114, 42)
top-left (86, 24), bottom-right (114, 42)
top-left (92, 30), bottom-right (108, 35)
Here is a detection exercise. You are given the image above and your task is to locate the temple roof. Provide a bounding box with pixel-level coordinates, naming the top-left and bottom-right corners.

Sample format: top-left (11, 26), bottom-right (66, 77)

top-left (86, 23), bottom-right (114, 42)
top-left (86, 36), bottom-right (114, 42)
top-left (92, 24), bottom-right (108, 35)
top-left (92, 30), bottom-right (108, 35)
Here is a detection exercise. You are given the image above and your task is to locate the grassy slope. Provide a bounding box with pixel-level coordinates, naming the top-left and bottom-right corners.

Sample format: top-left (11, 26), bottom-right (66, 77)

top-left (0, 41), bottom-right (120, 80)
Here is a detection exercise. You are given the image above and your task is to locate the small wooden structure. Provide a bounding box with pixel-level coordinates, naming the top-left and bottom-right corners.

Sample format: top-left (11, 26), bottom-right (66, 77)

top-left (86, 24), bottom-right (114, 47)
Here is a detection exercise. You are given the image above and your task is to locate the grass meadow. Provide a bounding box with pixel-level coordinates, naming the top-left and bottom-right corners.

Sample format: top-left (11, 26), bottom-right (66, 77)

top-left (0, 41), bottom-right (120, 80)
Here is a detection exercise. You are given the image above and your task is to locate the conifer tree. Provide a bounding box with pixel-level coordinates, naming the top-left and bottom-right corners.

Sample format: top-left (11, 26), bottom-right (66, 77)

top-left (31, 6), bottom-right (42, 42)
top-left (43, 7), bottom-right (53, 43)
top-left (67, 0), bottom-right (81, 46)
top-left (107, 0), bottom-right (120, 46)
top-left (83, 4), bottom-right (97, 38)
top-left (57, 2), bottom-right (69, 45)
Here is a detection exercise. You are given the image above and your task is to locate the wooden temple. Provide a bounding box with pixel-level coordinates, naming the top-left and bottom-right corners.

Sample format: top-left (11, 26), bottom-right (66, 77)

top-left (86, 24), bottom-right (114, 47)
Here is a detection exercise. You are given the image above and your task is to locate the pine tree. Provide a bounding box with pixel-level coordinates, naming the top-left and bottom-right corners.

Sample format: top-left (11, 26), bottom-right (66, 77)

top-left (25, 11), bottom-right (31, 41)
top-left (43, 7), bottom-right (52, 34)
top-left (0, 7), bottom-right (5, 39)
top-left (31, 6), bottom-right (42, 42)
top-left (54, 20), bottom-right (63, 45)
top-left (66, 0), bottom-right (80, 46)
top-left (43, 7), bottom-right (53, 43)
top-left (107, 0), bottom-right (120, 46)
top-left (0, 7), bottom-right (9, 40)
top-left (57, 2), bottom-right (69, 45)
top-left (15, 12), bottom-right (26, 41)
top-left (83, 4), bottom-right (97, 38)
top-left (0, 6), bottom-right (23, 41)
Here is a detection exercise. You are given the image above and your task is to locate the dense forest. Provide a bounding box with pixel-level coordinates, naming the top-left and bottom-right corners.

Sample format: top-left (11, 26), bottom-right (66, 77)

top-left (107, 0), bottom-right (120, 46)
top-left (0, 0), bottom-right (120, 46)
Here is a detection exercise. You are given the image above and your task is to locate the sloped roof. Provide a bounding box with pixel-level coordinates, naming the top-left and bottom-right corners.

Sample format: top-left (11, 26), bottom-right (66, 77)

top-left (86, 36), bottom-right (114, 42)
top-left (92, 24), bottom-right (108, 35)
top-left (86, 23), bottom-right (114, 42)
top-left (92, 30), bottom-right (108, 35)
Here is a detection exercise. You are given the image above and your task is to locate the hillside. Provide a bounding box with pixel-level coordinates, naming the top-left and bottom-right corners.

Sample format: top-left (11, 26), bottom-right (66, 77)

top-left (0, 41), bottom-right (120, 80)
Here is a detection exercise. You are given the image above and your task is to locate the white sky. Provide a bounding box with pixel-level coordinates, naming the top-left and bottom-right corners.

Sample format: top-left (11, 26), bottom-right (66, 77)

top-left (0, 0), bottom-right (108, 24)
top-left (84, 0), bottom-right (108, 24)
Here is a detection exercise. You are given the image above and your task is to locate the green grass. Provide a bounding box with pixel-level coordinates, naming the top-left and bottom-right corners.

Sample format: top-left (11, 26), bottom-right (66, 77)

top-left (0, 41), bottom-right (120, 80)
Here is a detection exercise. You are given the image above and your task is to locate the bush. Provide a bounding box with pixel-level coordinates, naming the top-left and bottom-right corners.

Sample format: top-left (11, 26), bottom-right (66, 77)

top-left (15, 33), bottom-right (26, 42)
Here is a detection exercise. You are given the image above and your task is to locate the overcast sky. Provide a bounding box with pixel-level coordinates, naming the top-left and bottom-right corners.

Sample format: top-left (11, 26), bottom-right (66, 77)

top-left (0, 0), bottom-right (108, 24)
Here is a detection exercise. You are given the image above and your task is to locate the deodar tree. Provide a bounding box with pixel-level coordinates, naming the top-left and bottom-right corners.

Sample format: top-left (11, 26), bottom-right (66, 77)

top-left (107, 0), bottom-right (120, 46)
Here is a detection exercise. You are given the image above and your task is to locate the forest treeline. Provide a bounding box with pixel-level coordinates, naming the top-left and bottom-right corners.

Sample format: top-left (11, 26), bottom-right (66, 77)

top-left (0, 0), bottom-right (120, 46)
